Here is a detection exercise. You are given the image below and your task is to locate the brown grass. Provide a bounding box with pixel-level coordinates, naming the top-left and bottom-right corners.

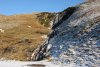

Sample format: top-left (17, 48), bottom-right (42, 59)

top-left (0, 13), bottom-right (51, 61)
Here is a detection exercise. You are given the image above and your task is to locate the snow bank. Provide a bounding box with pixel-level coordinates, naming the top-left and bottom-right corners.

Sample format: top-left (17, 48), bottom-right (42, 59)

top-left (0, 60), bottom-right (75, 67)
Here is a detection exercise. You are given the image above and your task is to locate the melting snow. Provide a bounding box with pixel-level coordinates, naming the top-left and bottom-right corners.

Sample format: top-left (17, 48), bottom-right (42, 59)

top-left (0, 60), bottom-right (76, 67)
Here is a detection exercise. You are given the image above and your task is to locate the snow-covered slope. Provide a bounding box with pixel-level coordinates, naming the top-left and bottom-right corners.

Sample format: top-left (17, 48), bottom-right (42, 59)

top-left (31, 1), bottom-right (100, 67)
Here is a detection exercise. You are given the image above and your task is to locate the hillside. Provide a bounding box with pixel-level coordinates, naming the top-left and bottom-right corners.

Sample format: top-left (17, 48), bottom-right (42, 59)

top-left (0, 12), bottom-right (54, 60)
top-left (31, 1), bottom-right (100, 67)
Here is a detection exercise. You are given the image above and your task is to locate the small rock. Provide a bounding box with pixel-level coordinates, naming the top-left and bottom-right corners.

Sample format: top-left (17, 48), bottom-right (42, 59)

top-left (0, 29), bottom-right (4, 33)
top-left (41, 35), bottom-right (47, 39)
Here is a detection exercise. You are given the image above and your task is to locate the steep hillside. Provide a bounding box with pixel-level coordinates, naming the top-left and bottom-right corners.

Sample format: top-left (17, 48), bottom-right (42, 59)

top-left (0, 13), bottom-right (54, 60)
top-left (31, 1), bottom-right (100, 67)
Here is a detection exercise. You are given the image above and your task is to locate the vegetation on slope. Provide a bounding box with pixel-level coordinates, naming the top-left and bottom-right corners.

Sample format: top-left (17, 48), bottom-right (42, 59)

top-left (36, 12), bottom-right (55, 27)
top-left (0, 13), bottom-right (53, 61)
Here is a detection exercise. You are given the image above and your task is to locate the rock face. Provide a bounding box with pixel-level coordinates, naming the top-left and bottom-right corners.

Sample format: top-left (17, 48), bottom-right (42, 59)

top-left (31, 1), bottom-right (100, 67)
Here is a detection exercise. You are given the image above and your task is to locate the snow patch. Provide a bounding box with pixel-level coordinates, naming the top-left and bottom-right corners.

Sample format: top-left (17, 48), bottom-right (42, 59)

top-left (0, 60), bottom-right (75, 67)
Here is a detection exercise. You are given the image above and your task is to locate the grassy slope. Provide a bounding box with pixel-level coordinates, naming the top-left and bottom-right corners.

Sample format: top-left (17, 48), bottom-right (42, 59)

top-left (0, 13), bottom-right (52, 61)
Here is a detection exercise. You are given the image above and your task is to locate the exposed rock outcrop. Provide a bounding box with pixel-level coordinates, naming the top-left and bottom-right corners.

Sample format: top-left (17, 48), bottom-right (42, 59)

top-left (36, 12), bottom-right (55, 27)
top-left (31, 1), bottom-right (100, 67)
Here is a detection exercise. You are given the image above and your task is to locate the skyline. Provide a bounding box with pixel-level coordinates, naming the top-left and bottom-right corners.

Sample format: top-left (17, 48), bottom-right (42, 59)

top-left (0, 0), bottom-right (84, 15)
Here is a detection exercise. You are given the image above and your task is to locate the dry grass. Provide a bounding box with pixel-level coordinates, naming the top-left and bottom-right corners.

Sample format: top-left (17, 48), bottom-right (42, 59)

top-left (0, 13), bottom-right (51, 61)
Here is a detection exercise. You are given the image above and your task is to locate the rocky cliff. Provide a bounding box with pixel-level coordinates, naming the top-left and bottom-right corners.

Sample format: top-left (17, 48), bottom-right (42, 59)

top-left (31, 1), bottom-right (100, 67)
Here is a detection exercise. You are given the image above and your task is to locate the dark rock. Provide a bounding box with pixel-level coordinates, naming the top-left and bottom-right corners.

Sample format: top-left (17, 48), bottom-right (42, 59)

top-left (52, 7), bottom-right (77, 29)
